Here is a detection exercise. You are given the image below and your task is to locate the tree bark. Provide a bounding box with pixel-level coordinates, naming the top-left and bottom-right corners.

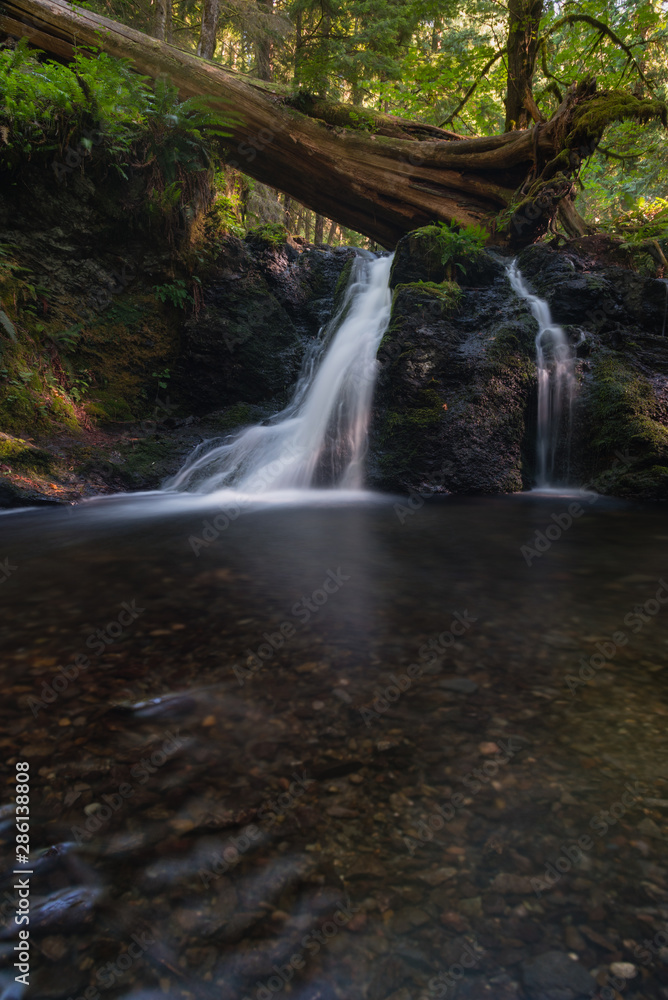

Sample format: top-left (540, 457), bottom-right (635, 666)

top-left (254, 0), bottom-right (272, 81)
top-left (314, 213), bottom-right (324, 244)
top-left (505, 0), bottom-right (544, 131)
top-left (197, 0), bottom-right (219, 59)
top-left (154, 0), bottom-right (170, 41)
top-left (283, 194), bottom-right (293, 231)
top-left (0, 0), bottom-right (664, 247)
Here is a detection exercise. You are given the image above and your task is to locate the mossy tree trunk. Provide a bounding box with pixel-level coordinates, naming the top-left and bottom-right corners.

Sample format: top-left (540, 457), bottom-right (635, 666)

top-left (1, 0), bottom-right (665, 247)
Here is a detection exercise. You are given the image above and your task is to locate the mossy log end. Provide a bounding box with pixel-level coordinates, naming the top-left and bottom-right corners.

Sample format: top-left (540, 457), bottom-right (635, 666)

top-left (0, 0), bottom-right (666, 246)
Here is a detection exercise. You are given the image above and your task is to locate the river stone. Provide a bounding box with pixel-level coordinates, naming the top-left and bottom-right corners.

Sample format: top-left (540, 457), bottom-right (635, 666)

top-left (521, 951), bottom-right (596, 999)
top-left (439, 677), bottom-right (478, 694)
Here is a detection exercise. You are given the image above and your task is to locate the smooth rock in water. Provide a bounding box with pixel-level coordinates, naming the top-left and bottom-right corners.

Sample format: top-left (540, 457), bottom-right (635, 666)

top-left (0, 886), bottom-right (101, 938)
top-left (439, 677), bottom-right (478, 694)
top-left (638, 816), bottom-right (663, 839)
top-left (521, 951), bottom-right (596, 1000)
top-left (609, 962), bottom-right (637, 980)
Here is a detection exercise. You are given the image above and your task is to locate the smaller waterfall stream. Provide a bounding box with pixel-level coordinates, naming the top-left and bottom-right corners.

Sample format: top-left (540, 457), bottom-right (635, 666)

top-left (167, 253), bottom-right (393, 495)
top-left (507, 261), bottom-right (577, 487)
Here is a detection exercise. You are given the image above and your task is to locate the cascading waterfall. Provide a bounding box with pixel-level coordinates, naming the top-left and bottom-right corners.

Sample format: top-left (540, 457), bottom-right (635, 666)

top-left (507, 261), bottom-right (577, 487)
top-left (166, 253), bottom-right (393, 495)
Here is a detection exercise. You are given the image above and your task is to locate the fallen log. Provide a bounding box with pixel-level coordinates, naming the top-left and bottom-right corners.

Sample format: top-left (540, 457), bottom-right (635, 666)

top-left (0, 0), bottom-right (665, 246)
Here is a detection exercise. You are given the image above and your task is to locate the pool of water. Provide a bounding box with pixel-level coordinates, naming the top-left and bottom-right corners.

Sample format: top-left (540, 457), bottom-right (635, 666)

top-left (0, 492), bottom-right (667, 1000)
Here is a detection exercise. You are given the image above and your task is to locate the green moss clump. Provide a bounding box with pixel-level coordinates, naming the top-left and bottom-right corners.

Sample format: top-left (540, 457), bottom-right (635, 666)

top-left (587, 355), bottom-right (668, 497)
top-left (385, 386), bottom-right (447, 434)
top-left (394, 281), bottom-right (462, 311)
top-left (207, 403), bottom-right (254, 433)
top-left (569, 91), bottom-right (667, 154)
top-left (0, 434), bottom-right (52, 472)
top-left (334, 259), bottom-right (355, 301)
top-left (589, 356), bottom-right (668, 458)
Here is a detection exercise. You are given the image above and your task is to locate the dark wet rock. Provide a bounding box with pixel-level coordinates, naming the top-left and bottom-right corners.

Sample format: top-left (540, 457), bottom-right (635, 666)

top-left (439, 678), bottom-right (479, 694)
top-left (0, 476), bottom-right (64, 509)
top-left (369, 270), bottom-right (536, 494)
top-left (373, 235), bottom-right (668, 498)
top-left (176, 236), bottom-right (355, 415)
top-left (489, 873), bottom-right (536, 895)
top-left (521, 950), bottom-right (596, 999)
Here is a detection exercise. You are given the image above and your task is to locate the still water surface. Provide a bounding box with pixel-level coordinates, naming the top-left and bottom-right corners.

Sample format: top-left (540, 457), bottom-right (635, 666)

top-left (0, 493), bottom-right (667, 1000)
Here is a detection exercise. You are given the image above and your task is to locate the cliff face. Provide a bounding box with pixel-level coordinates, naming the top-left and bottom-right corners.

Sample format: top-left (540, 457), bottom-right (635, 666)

top-left (369, 235), bottom-right (668, 500)
top-left (0, 161), bottom-right (353, 506)
top-left (1, 152), bottom-right (667, 507)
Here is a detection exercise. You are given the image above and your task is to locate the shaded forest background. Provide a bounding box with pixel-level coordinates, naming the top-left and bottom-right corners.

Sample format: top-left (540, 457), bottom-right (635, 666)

top-left (56, 0), bottom-right (668, 245)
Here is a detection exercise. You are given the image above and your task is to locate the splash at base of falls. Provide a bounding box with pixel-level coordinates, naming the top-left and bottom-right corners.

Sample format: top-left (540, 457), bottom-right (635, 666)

top-left (507, 261), bottom-right (577, 488)
top-left (165, 254), bottom-right (393, 495)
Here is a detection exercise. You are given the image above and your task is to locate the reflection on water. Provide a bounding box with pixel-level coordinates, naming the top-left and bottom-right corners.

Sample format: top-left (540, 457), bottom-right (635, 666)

top-left (0, 494), bottom-right (667, 1000)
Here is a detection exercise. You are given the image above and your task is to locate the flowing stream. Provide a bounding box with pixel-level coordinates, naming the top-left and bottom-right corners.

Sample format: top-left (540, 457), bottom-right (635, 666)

top-left (507, 261), bottom-right (577, 487)
top-left (166, 253), bottom-right (393, 495)
top-left (1, 250), bottom-right (668, 1000)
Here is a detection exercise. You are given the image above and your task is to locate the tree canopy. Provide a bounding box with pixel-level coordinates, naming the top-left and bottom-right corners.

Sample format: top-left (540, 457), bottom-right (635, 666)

top-left (1, 0), bottom-right (667, 243)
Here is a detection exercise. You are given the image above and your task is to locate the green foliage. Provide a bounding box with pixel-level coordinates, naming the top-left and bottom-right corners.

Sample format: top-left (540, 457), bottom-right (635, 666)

top-left (151, 367), bottom-right (171, 390)
top-left (599, 197), bottom-right (668, 243)
top-left (153, 280), bottom-right (193, 308)
top-left (0, 41), bottom-right (233, 229)
top-left (412, 220), bottom-right (487, 278)
top-left (246, 223), bottom-right (288, 247)
top-left (211, 194), bottom-right (246, 237)
top-left (63, 0), bottom-right (668, 234)
top-left (49, 325), bottom-right (83, 351)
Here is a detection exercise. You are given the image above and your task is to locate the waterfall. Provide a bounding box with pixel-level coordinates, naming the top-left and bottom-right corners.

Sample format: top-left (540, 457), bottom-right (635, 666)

top-left (507, 261), bottom-right (576, 487)
top-left (166, 253), bottom-right (393, 494)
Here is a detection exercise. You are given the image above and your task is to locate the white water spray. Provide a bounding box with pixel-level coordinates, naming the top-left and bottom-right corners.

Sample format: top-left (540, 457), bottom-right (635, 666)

top-left (166, 253), bottom-right (393, 494)
top-left (507, 261), bottom-right (576, 487)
